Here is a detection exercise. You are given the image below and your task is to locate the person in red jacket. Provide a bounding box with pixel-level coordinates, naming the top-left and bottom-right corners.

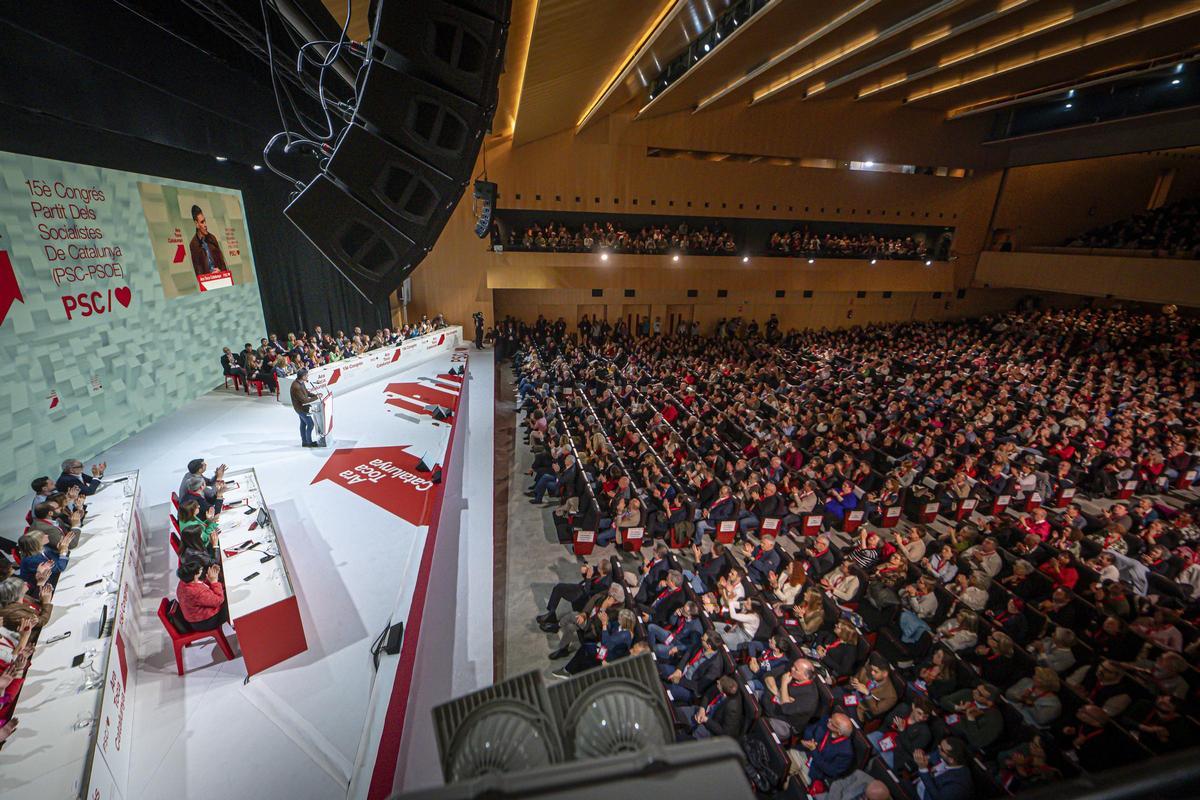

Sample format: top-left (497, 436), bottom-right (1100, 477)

top-left (176, 555), bottom-right (228, 632)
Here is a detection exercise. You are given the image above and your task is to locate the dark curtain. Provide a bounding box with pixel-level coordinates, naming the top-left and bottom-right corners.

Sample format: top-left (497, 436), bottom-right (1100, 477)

top-left (0, 3), bottom-right (390, 335)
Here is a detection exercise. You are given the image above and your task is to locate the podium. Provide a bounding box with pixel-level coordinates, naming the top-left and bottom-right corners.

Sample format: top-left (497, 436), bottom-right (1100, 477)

top-left (312, 392), bottom-right (333, 446)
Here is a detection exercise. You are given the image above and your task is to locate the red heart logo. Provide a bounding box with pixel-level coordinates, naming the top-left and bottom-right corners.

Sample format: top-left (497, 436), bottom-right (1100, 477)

top-left (115, 286), bottom-right (132, 307)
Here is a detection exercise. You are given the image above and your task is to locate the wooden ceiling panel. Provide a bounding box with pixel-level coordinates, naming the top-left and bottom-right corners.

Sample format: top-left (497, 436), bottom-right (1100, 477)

top-left (514, 0), bottom-right (670, 144)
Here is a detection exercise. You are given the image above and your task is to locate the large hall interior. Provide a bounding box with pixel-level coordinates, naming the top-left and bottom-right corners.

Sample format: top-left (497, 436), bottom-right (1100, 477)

top-left (2, 1), bottom-right (1200, 799)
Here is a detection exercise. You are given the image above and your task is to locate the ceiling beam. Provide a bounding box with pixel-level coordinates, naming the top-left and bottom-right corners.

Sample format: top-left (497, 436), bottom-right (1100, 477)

top-left (820, 0), bottom-right (1038, 98)
top-left (635, 0), bottom-right (783, 119)
top-left (859, 0), bottom-right (1136, 99)
top-left (575, 0), bottom-right (682, 132)
top-left (750, 0), bottom-right (967, 105)
top-left (694, 0), bottom-right (885, 113)
top-left (907, 2), bottom-right (1200, 102)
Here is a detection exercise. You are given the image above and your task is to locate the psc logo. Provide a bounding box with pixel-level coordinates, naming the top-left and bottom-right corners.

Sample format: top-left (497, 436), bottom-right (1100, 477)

top-left (61, 286), bottom-right (132, 320)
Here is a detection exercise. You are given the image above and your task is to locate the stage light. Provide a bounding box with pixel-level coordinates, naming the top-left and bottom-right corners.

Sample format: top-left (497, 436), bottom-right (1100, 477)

top-left (672, 254), bottom-right (680, 262)
top-left (870, 258), bottom-right (877, 264)
top-left (807, 258), bottom-right (815, 264)
top-left (215, 156), bottom-right (228, 162)
top-left (925, 260), bottom-right (933, 266)
top-left (600, 252), bottom-right (609, 261)
top-left (253, 164), bottom-right (263, 171)
top-left (1065, 103), bottom-right (1073, 108)
top-left (1172, 78), bottom-right (1181, 85)
top-left (742, 256), bottom-right (749, 263)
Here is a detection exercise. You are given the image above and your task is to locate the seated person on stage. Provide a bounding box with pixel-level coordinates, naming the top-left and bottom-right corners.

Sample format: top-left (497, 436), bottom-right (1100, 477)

top-left (182, 474), bottom-right (225, 518)
top-left (29, 476), bottom-right (54, 513)
top-left (55, 458), bottom-right (106, 495)
top-left (175, 554), bottom-right (229, 631)
top-left (178, 499), bottom-right (220, 558)
top-left (179, 459), bottom-right (227, 502)
top-left (221, 346), bottom-right (247, 389)
top-left (17, 529), bottom-right (72, 586)
top-left (29, 499), bottom-right (82, 551)
top-left (536, 560), bottom-right (612, 628)
top-left (0, 574), bottom-right (53, 632)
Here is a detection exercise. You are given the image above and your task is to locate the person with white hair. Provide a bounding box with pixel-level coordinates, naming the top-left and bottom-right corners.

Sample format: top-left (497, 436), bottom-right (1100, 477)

top-left (55, 458), bottom-right (106, 495)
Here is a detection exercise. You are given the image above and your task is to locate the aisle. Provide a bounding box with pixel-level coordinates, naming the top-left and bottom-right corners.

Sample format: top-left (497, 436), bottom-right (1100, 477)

top-left (0, 347), bottom-right (495, 799)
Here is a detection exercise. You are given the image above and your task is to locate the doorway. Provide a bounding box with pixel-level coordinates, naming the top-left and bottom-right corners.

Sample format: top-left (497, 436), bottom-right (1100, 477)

top-left (666, 304), bottom-right (694, 337)
top-left (622, 304), bottom-right (651, 337)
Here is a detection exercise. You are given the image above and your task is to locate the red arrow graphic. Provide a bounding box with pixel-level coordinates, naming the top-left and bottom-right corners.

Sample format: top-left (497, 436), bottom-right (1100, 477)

top-left (311, 446), bottom-right (438, 525)
top-left (0, 251), bottom-right (24, 328)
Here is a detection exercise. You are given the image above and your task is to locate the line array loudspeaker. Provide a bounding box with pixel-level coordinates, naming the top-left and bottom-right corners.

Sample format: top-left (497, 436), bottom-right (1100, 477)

top-left (284, 0), bottom-right (510, 301)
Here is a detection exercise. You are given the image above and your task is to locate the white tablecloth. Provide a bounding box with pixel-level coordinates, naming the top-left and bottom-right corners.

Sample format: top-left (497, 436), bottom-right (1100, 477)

top-left (217, 468), bottom-right (292, 621)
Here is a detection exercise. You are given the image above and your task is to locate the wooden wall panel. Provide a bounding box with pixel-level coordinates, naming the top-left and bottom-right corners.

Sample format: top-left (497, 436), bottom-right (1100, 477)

top-left (975, 251), bottom-right (1200, 307)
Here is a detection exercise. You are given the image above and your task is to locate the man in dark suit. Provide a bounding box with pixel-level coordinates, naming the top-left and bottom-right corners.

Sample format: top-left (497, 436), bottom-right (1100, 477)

top-left (642, 570), bottom-right (686, 627)
top-left (537, 560), bottom-right (612, 629)
top-left (680, 676), bottom-right (744, 739)
top-left (221, 347), bottom-right (248, 391)
top-left (635, 543), bottom-right (675, 604)
top-left (56, 459), bottom-right (105, 495)
top-left (691, 541), bottom-right (732, 592)
top-left (646, 601), bottom-right (702, 661)
top-left (745, 534), bottom-right (783, 585)
top-left (913, 736), bottom-right (973, 800)
top-left (763, 658), bottom-right (820, 739)
top-left (663, 633), bottom-right (724, 703)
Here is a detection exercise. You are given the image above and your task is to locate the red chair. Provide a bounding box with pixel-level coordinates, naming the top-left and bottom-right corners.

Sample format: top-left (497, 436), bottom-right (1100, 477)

top-left (621, 527), bottom-right (646, 552)
top-left (1020, 492), bottom-right (1042, 513)
top-left (916, 501), bottom-right (940, 524)
top-left (169, 530), bottom-right (182, 556)
top-left (954, 497), bottom-right (978, 522)
top-left (1053, 487), bottom-right (1076, 508)
top-left (759, 518), bottom-right (782, 536)
top-left (841, 509), bottom-right (865, 534)
top-left (716, 520), bottom-right (737, 544)
top-left (157, 599), bottom-right (235, 676)
top-left (572, 529), bottom-right (595, 556)
top-left (224, 373), bottom-right (245, 392)
top-left (170, 491), bottom-right (180, 510)
top-left (987, 494), bottom-right (1011, 517)
top-left (24, 510), bottom-right (32, 524)
top-left (801, 514), bottom-right (823, 537)
top-left (1175, 469), bottom-right (1197, 490)
top-left (1115, 480), bottom-right (1138, 500)
top-left (879, 506), bottom-right (902, 528)
top-left (169, 514), bottom-right (180, 534)
top-left (667, 525), bottom-right (689, 549)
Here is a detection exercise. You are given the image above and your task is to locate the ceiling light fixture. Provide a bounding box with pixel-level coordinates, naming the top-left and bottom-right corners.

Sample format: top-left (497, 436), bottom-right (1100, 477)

top-left (215, 156), bottom-right (228, 162)
top-left (742, 256), bottom-right (750, 263)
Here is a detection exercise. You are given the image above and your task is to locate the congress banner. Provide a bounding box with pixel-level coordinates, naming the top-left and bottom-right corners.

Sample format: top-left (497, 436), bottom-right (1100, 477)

top-left (0, 149), bottom-right (266, 505)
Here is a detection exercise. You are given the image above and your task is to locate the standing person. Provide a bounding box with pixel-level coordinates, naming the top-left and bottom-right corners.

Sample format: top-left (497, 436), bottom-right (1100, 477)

top-left (290, 369), bottom-right (320, 448)
top-left (473, 311), bottom-right (485, 350)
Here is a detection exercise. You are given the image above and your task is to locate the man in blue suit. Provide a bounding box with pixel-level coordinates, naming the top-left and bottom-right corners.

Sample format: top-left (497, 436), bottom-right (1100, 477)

top-left (791, 712), bottom-right (855, 793)
top-left (55, 458), bottom-right (105, 495)
top-left (913, 737), bottom-right (973, 800)
top-left (646, 601), bottom-right (702, 661)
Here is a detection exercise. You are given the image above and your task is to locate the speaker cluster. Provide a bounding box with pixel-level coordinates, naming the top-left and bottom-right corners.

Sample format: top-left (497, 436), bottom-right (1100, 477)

top-left (285, 0), bottom-right (511, 301)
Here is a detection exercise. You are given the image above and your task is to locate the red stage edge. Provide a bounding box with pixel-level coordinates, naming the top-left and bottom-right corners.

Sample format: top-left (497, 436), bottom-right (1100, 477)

top-left (236, 595), bottom-right (308, 677)
top-left (366, 348), bottom-right (469, 799)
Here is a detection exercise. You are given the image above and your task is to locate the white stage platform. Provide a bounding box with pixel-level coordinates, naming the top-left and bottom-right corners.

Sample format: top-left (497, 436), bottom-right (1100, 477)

top-left (0, 342), bottom-right (494, 799)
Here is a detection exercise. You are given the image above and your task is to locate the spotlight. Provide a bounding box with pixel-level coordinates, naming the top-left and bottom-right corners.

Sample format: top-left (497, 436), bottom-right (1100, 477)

top-left (600, 252), bottom-right (609, 262)
top-left (870, 259), bottom-right (877, 265)
top-left (1171, 79), bottom-right (1181, 85)
top-left (925, 260), bottom-right (932, 266)
top-left (672, 254), bottom-right (680, 262)
top-left (742, 256), bottom-right (750, 263)
top-left (253, 164), bottom-right (262, 171)
top-left (807, 258), bottom-right (815, 264)
top-left (1065, 103), bottom-right (1072, 109)
top-left (215, 156), bottom-right (228, 162)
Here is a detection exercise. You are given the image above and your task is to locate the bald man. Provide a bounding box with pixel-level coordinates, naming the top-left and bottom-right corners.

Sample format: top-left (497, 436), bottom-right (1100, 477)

top-left (790, 712), bottom-right (855, 791)
top-left (827, 771), bottom-right (892, 800)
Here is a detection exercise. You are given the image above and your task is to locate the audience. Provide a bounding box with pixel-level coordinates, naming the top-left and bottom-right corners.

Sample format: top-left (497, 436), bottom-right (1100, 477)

top-left (1064, 197), bottom-right (1200, 257)
top-left (504, 220), bottom-right (736, 255)
top-left (770, 227), bottom-right (930, 260)
top-left (510, 303), bottom-right (1200, 798)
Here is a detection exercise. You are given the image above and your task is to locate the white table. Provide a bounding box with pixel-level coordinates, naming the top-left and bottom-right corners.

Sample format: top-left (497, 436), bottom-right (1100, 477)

top-left (277, 325), bottom-right (462, 401)
top-left (216, 468), bottom-right (306, 676)
top-left (1, 471), bottom-right (143, 800)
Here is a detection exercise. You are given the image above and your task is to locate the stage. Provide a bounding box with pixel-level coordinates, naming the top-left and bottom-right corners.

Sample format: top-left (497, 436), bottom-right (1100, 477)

top-left (0, 341), bottom-right (495, 799)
